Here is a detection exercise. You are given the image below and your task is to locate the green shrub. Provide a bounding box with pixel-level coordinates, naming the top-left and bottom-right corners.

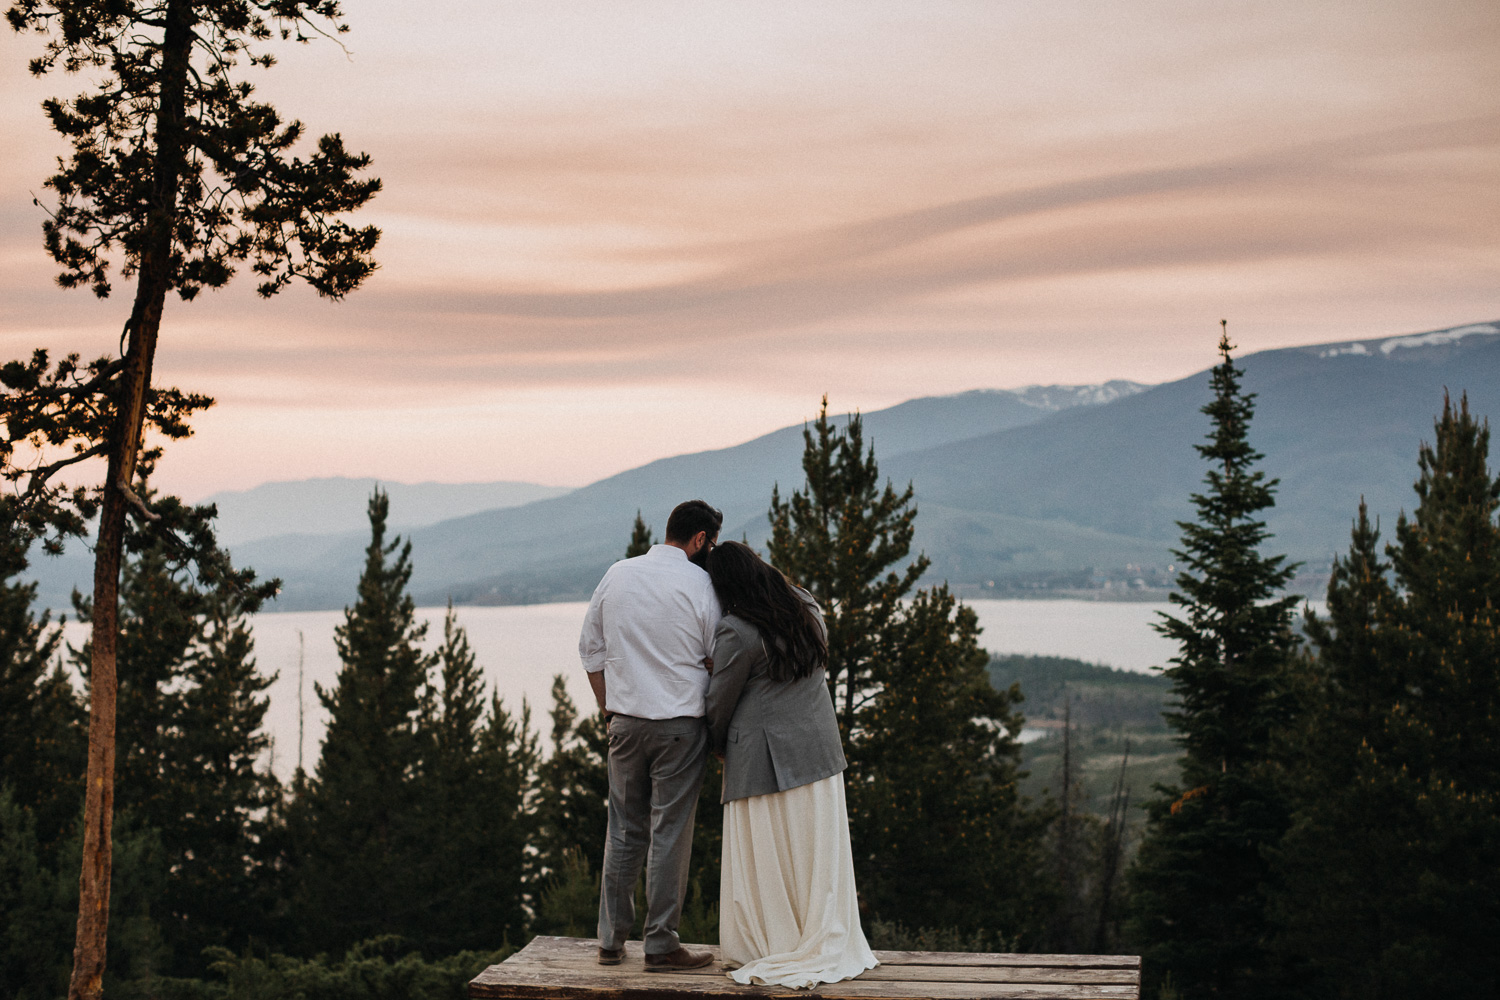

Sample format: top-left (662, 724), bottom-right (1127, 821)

top-left (134, 938), bottom-right (512, 1000)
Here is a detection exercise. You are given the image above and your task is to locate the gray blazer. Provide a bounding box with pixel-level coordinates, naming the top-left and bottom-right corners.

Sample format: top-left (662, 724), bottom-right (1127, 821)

top-left (705, 593), bottom-right (846, 803)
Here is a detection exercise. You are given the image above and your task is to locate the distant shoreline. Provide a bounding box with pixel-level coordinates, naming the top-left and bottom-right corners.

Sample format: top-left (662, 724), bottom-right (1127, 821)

top-left (251, 586), bottom-right (1338, 612)
top-left (954, 587), bottom-right (1174, 603)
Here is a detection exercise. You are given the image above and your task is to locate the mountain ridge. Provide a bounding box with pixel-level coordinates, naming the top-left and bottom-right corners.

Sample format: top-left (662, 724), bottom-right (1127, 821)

top-left (23, 320), bottom-right (1500, 612)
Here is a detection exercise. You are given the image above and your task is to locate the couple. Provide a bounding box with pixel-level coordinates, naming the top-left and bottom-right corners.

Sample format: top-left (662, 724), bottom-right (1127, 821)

top-left (578, 499), bottom-right (878, 989)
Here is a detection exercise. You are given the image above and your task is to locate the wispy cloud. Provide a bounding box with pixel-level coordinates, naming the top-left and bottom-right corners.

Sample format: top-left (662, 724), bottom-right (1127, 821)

top-left (2, 1), bottom-right (1497, 492)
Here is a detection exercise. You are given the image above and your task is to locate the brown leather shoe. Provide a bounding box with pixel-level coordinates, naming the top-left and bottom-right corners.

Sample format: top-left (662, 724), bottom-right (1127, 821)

top-left (643, 946), bottom-right (713, 972)
top-left (597, 947), bottom-right (623, 966)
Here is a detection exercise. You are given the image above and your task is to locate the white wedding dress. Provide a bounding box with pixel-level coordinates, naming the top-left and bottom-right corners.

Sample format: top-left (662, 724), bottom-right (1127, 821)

top-left (718, 772), bottom-right (878, 989)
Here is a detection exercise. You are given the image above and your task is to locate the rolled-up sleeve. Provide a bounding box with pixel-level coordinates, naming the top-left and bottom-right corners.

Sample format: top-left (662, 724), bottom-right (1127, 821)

top-left (579, 577), bottom-right (609, 673)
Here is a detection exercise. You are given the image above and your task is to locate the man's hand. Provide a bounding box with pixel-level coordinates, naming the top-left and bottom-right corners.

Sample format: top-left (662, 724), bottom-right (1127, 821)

top-left (703, 656), bottom-right (715, 675)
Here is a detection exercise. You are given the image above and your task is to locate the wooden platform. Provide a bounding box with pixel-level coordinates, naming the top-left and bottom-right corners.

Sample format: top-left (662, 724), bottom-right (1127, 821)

top-left (470, 935), bottom-right (1140, 999)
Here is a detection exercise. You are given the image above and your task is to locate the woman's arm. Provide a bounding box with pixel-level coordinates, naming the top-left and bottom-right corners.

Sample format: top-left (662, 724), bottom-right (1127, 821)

top-left (705, 619), bottom-right (757, 755)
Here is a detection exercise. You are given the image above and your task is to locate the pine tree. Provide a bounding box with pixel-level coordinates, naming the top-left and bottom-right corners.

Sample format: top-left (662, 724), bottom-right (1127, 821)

top-left (625, 510), bottom-right (655, 559)
top-left (158, 578), bottom-right (278, 972)
top-left (0, 501), bottom-right (84, 855)
top-left (0, 786), bottom-right (71, 1000)
top-left (531, 671), bottom-right (606, 899)
top-left (1385, 394), bottom-right (1500, 794)
top-left (0, 794), bottom-right (168, 999)
top-left (1272, 396), bottom-right (1500, 997)
top-left (765, 398), bottom-right (1052, 940)
top-left (0, 502), bottom-right (63, 780)
top-left (288, 489), bottom-right (431, 956)
top-left (768, 397), bottom-right (929, 735)
top-left (406, 603), bottom-right (535, 955)
top-left (1269, 505), bottom-right (1398, 997)
top-left (852, 586), bottom-right (1048, 939)
top-left (1127, 329), bottom-right (1300, 999)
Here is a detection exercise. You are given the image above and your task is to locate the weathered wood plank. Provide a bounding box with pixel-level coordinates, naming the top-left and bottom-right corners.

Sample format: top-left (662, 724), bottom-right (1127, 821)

top-left (513, 955), bottom-right (1136, 986)
top-left (512, 937), bottom-right (1138, 970)
top-left (874, 951), bottom-right (1139, 970)
top-left (472, 966), bottom-right (1136, 999)
top-left (472, 936), bottom-right (1141, 1000)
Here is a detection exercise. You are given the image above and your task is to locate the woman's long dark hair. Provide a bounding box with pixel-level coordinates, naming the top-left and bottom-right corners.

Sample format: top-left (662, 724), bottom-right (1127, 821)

top-left (707, 541), bottom-right (828, 682)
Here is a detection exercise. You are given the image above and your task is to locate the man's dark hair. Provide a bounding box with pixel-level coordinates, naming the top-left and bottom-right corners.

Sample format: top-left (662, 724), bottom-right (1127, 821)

top-left (665, 499), bottom-right (723, 544)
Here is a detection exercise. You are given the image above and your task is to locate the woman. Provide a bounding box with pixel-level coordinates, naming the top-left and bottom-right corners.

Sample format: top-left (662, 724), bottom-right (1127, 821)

top-left (704, 541), bottom-right (878, 989)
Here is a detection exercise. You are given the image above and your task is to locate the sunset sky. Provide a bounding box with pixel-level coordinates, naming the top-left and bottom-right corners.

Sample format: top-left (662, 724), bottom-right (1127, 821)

top-left (2, 0), bottom-right (1498, 499)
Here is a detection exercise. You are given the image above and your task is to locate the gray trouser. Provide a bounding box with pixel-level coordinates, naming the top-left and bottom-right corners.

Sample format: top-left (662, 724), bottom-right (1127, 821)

top-left (597, 714), bottom-right (707, 955)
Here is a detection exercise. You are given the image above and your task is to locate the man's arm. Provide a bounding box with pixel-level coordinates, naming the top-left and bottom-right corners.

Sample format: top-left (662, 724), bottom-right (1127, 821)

top-left (587, 669), bottom-right (608, 718)
top-left (579, 569), bottom-right (610, 670)
top-left (579, 573), bottom-right (610, 718)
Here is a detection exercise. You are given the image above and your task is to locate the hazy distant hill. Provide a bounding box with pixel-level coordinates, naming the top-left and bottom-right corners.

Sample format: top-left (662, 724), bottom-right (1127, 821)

top-left (201, 477), bottom-right (572, 546)
top-left (23, 477), bottom-right (571, 612)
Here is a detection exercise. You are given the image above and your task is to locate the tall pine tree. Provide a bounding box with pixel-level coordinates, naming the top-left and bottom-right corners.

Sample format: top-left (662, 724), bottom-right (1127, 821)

top-left (767, 399), bottom-right (1050, 942)
top-left (1272, 395), bottom-right (1500, 997)
top-left (159, 577), bottom-right (279, 972)
top-left (1127, 329), bottom-right (1300, 999)
top-left (768, 397), bottom-right (928, 735)
top-left (288, 489), bottom-right (431, 956)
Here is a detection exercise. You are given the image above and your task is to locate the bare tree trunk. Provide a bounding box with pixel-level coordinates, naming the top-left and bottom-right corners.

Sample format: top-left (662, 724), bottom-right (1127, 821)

top-left (1093, 738), bottom-right (1132, 954)
top-left (67, 506), bottom-right (119, 1000)
top-left (68, 294), bottom-right (162, 1000)
top-left (1057, 695), bottom-right (1076, 947)
top-left (68, 3), bottom-right (189, 994)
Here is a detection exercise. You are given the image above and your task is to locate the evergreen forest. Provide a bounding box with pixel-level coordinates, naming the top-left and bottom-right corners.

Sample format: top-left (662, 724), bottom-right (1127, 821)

top-left (5, 347), bottom-right (1500, 997)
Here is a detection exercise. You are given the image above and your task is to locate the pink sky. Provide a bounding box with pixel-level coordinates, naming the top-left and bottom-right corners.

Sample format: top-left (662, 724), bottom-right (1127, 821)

top-left (2, 0), bottom-right (1498, 499)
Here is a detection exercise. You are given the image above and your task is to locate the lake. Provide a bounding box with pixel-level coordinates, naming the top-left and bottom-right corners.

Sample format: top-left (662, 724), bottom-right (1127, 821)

top-left (237, 598), bottom-right (1186, 780)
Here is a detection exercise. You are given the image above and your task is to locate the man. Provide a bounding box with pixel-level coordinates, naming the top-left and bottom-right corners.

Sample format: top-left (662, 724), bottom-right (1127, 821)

top-left (579, 499), bottom-right (723, 971)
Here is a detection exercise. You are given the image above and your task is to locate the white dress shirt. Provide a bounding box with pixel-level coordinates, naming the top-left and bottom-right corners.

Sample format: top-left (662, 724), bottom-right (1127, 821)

top-left (579, 544), bottom-right (723, 720)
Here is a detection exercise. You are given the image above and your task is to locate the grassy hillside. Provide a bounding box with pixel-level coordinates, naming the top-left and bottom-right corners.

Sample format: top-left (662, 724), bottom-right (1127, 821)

top-left (990, 653), bottom-right (1172, 728)
top-left (990, 653), bottom-right (1181, 834)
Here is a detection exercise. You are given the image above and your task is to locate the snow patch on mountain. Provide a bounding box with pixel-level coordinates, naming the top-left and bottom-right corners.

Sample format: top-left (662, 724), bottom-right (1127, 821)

top-left (1316, 322), bottom-right (1499, 360)
top-left (1379, 323), bottom-right (1500, 354)
top-left (1319, 343), bottom-right (1371, 358)
top-left (1004, 380), bottom-right (1149, 411)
